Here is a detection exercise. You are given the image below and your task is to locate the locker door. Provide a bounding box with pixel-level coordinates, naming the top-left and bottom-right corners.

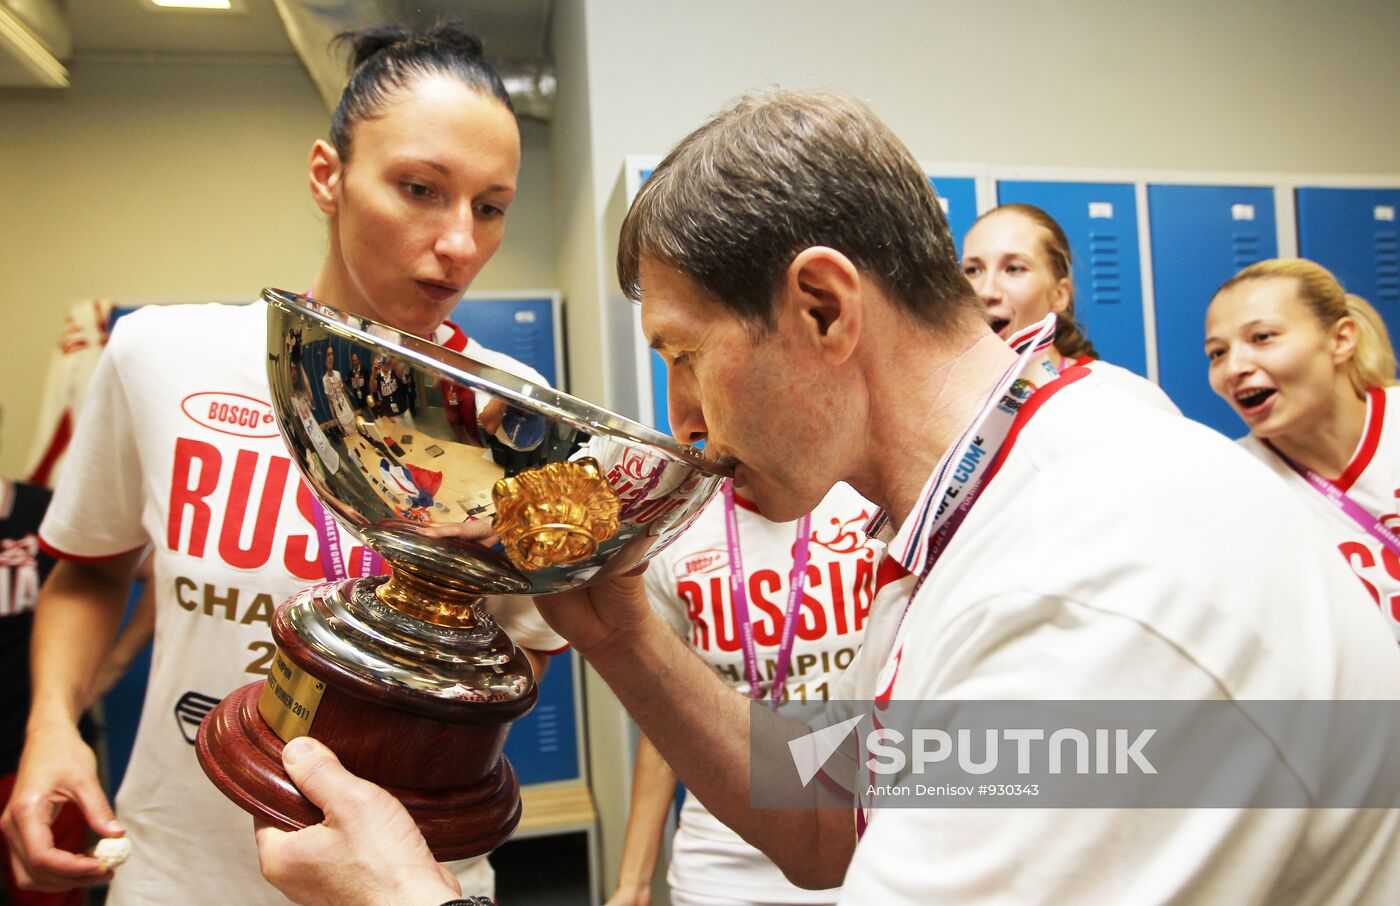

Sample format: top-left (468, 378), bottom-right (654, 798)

top-left (451, 295), bottom-right (563, 389)
top-left (929, 175), bottom-right (979, 257)
top-left (451, 293), bottom-right (582, 782)
top-left (1296, 187), bottom-right (1400, 341)
top-left (996, 180), bottom-right (1148, 377)
top-left (1149, 185), bottom-right (1278, 437)
top-left (503, 649), bottom-right (582, 784)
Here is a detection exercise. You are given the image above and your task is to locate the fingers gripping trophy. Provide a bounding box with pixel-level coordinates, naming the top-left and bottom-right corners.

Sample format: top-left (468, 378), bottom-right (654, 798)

top-left (196, 290), bottom-right (726, 858)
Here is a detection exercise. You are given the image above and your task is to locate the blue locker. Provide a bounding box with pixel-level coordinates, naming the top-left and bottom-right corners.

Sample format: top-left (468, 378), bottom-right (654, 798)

top-left (1149, 185), bottom-right (1278, 438)
top-left (1296, 187), bottom-right (1400, 341)
top-left (928, 176), bottom-right (979, 258)
top-left (996, 180), bottom-right (1149, 377)
top-left (451, 295), bottom-right (563, 390)
top-left (503, 648), bottom-right (581, 784)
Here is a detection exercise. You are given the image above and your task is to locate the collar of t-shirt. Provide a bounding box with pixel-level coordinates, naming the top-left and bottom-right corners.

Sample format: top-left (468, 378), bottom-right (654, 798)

top-left (860, 317), bottom-right (1064, 556)
top-left (436, 320), bottom-right (469, 352)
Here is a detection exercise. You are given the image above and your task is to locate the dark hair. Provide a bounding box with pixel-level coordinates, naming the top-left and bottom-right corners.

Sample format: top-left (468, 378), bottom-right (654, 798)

top-left (971, 204), bottom-right (1099, 360)
top-left (329, 23), bottom-right (514, 162)
top-left (617, 89), bottom-right (979, 331)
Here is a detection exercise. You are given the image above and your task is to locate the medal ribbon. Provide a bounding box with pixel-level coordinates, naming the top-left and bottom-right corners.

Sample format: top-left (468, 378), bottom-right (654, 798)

top-left (1263, 439), bottom-right (1400, 558)
top-left (311, 496), bottom-right (384, 580)
top-left (722, 480), bottom-right (812, 705)
top-left (855, 314), bottom-right (1062, 837)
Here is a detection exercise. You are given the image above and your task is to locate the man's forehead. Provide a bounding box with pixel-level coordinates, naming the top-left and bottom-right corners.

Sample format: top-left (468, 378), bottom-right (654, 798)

top-left (638, 259), bottom-right (697, 346)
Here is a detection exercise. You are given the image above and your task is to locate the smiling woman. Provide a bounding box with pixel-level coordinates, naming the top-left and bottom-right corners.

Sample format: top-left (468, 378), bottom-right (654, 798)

top-left (1205, 258), bottom-right (1400, 641)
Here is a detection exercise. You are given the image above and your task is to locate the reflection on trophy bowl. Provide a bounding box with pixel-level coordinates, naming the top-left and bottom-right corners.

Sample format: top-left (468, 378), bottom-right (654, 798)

top-left (197, 288), bottom-right (729, 859)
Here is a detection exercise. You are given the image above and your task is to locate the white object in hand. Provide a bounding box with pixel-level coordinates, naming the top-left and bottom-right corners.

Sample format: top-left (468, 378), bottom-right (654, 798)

top-left (92, 837), bottom-right (132, 870)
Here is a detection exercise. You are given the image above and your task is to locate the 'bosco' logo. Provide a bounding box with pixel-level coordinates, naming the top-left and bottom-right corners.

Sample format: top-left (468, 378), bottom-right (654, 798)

top-left (181, 391), bottom-right (278, 439)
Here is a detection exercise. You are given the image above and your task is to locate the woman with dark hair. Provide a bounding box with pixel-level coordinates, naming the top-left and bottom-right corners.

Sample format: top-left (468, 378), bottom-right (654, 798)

top-left (1, 23), bottom-right (565, 904)
top-left (961, 203), bottom-right (1179, 412)
top-left (1206, 258), bottom-right (1400, 640)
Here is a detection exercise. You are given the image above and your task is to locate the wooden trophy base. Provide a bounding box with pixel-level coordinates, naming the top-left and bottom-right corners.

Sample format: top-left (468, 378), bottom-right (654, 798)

top-left (196, 582), bottom-right (536, 861)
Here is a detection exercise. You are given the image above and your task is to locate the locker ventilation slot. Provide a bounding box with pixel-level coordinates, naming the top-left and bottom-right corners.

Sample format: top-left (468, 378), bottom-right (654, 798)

top-left (1232, 233), bottom-right (1262, 270)
top-left (1087, 232), bottom-right (1122, 305)
top-left (1377, 231), bottom-right (1399, 301)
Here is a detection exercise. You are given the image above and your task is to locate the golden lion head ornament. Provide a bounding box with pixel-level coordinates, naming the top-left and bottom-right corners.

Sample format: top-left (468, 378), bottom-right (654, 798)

top-left (492, 458), bottom-right (621, 571)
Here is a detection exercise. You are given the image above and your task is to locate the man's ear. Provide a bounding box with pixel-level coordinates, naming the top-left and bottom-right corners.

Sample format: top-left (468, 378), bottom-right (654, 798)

top-left (308, 139), bottom-right (343, 217)
top-left (784, 247), bottom-right (862, 365)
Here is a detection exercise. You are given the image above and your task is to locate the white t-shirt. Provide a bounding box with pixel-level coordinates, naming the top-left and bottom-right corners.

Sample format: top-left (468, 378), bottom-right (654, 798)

top-left (1067, 355), bottom-right (1181, 414)
top-left (39, 300), bottom-right (566, 905)
top-left (1238, 385), bottom-right (1400, 643)
top-left (644, 482), bottom-right (911, 904)
top-left (840, 372), bottom-right (1400, 905)
top-left (321, 368), bottom-right (356, 433)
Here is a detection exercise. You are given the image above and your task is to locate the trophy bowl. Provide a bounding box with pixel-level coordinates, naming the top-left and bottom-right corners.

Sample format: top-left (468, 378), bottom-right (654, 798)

top-left (196, 288), bottom-right (728, 859)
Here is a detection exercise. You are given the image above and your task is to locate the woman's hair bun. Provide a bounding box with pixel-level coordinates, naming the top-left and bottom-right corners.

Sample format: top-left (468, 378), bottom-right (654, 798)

top-left (337, 22), bottom-right (486, 74)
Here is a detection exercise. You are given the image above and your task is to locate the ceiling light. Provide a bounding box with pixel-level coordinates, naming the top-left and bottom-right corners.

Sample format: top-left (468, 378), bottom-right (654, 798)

top-left (141, 0), bottom-right (241, 10)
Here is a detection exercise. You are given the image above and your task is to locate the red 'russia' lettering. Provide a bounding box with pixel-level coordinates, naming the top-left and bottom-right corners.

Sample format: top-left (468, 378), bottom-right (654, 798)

top-left (168, 437), bottom-right (221, 556)
top-left (748, 570), bottom-right (785, 646)
top-left (218, 450), bottom-right (289, 569)
top-left (678, 579), bottom-right (708, 649)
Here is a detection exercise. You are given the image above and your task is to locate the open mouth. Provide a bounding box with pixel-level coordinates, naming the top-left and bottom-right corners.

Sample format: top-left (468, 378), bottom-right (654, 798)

top-left (989, 317), bottom-right (1011, 337)
top-left (1234, 387), bottom-right (1276, 411)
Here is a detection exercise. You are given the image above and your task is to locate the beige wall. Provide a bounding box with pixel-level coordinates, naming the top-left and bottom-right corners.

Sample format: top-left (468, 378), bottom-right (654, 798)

top-left (0, 55), bottom-right (556, 477)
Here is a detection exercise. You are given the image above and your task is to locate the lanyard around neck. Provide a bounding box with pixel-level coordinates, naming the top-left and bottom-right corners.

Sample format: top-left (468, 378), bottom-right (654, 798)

top-left (1263, 439), bottom-right (1400, 558)
top-left (722, 480), bottom-right (813, 705)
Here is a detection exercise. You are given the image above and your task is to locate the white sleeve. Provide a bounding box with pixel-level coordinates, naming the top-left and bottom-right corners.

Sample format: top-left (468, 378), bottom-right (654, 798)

top-left (481, 595), bottom-right (569, 653)
top-left (38, 323), bottom-right (149, 558)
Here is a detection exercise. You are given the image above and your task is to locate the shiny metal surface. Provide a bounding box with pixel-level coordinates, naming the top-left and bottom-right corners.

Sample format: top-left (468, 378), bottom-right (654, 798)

top-left (287, 579), bottom-right (529, 703)
top-left (264, 288), bottom-right (727, 697)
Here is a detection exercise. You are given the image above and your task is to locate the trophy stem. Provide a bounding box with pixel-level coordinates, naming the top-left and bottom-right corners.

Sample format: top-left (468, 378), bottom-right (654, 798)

top-left (375, 566), bottom-right (483, 627)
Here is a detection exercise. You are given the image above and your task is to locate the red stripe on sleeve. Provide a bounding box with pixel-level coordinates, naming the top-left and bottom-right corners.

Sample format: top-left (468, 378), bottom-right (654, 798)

top-left (39, 536), bottom-right (147, 563)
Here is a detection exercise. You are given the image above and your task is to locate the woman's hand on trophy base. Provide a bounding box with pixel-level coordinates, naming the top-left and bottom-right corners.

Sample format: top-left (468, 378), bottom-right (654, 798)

top-left (533, 566), bottom-right (654, 661)
top-left (254, 737), bottom-right (460, 906)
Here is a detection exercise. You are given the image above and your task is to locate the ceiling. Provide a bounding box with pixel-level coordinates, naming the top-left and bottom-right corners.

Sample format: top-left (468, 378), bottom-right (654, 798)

top-left (61, 0), bottom-right (552, 61)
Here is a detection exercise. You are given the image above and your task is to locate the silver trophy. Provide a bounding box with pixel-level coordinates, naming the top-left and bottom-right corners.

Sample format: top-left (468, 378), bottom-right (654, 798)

top-left (197, 288), bottom-right (726, 858)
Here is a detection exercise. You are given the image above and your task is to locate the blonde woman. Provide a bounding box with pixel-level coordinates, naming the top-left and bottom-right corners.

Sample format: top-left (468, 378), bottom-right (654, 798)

top-left (1206, 258), bottom-right (1400, 639)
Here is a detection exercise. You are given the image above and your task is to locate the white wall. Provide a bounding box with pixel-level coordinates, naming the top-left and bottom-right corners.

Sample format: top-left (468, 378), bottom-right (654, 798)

top-left (0, 55), bottom-right (556, 477)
